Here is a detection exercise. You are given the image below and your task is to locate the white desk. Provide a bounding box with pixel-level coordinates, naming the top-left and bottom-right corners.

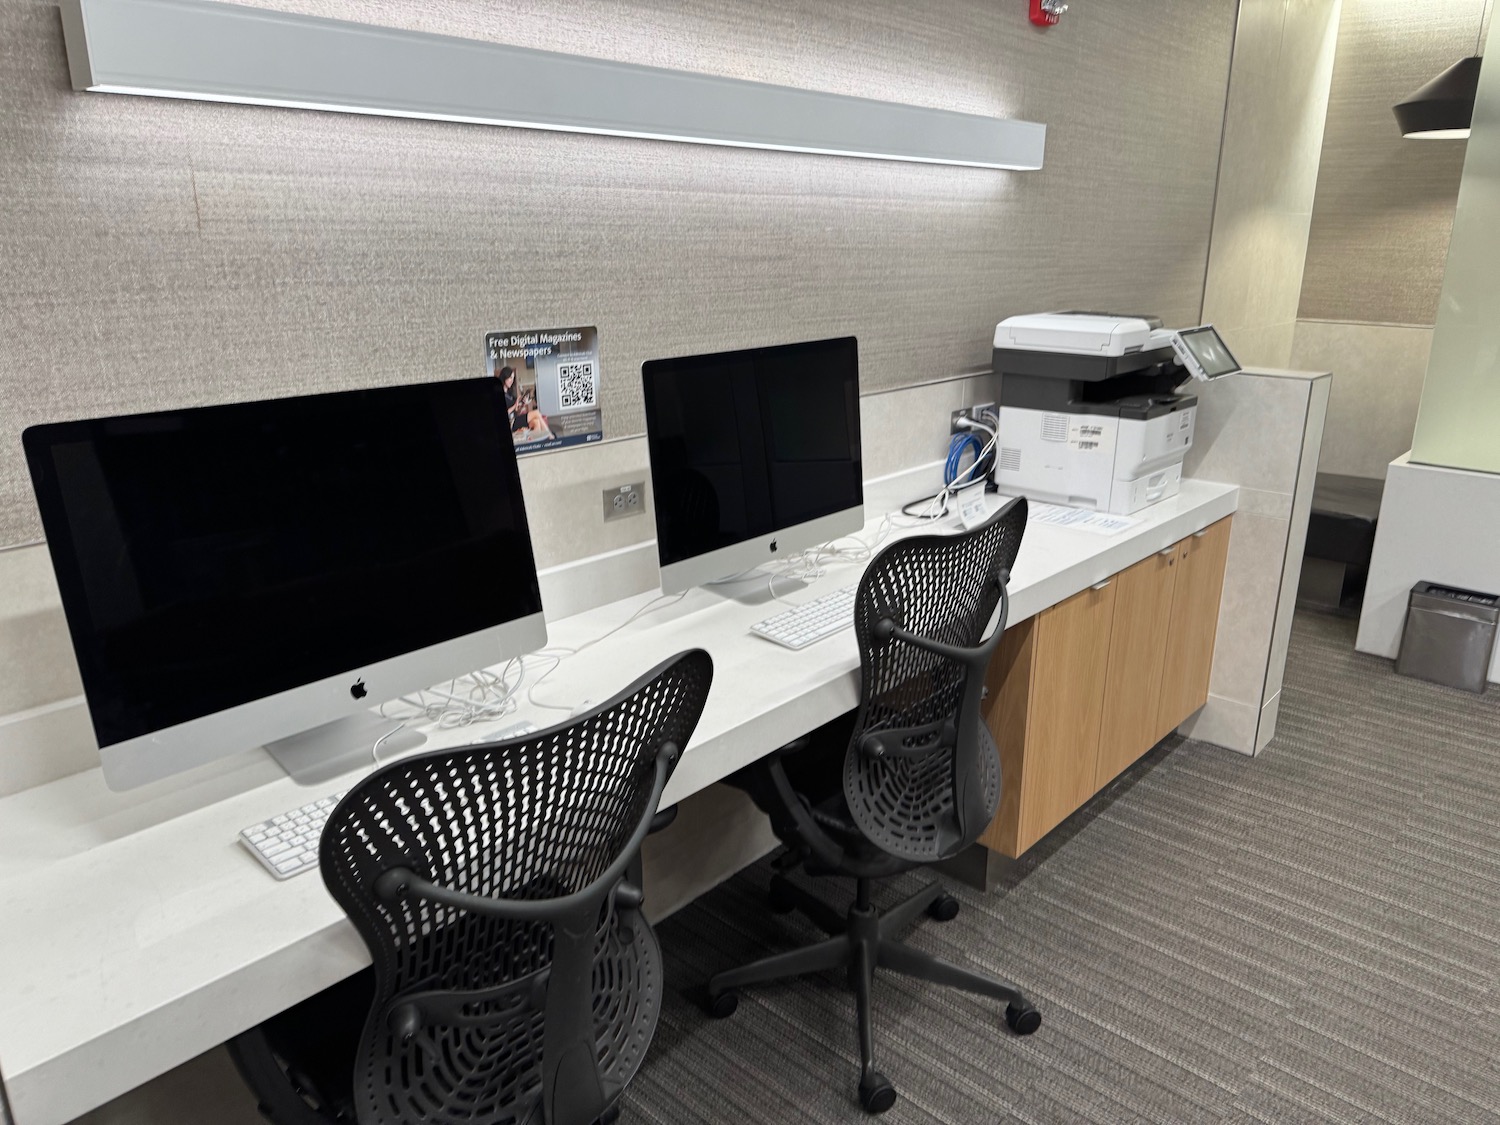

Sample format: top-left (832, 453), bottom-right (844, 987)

top-left (0, 481), bottom-right (1236, 1125)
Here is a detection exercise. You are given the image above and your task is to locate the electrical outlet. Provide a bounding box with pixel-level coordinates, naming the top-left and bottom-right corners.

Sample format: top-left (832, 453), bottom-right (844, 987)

top-left (950, 402), bottom-right (997, 433)
top-left (602, 481), bottom-right (646, 522)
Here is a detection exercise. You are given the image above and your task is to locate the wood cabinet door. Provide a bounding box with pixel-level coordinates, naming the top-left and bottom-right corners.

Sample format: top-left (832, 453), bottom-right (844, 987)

top-left (1156, 517), bottom-right (1233, 739)
top-left (1096, 548), bottom-right (1179, 788)
top-left (1017, 581), bottom-right (1116, 852)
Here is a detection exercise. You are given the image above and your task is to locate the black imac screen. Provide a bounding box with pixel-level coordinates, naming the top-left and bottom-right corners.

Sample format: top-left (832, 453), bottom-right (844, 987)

top-left (642, 337), bottom-right (863, 568)
top-left (23, 379), bottom-right (542, 748)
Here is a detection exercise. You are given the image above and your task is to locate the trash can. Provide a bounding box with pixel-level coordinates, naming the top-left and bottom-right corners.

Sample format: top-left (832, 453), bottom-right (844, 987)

top-left (1396, 582), bottom-right (1499, 694)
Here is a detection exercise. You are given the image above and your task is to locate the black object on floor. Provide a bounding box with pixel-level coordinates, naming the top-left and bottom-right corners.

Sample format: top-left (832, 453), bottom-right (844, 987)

top-left (1301, 472), bottom-right (1385, 610)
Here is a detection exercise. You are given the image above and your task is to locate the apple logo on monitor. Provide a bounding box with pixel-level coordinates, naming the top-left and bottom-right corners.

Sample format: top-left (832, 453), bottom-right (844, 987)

top-left (769, 539), bottom-right (778, 553)
top-left (350, 679), bottom-right (367, 700)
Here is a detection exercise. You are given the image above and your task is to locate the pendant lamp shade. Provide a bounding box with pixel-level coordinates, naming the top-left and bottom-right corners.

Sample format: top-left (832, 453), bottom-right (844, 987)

top-left (1395, 56), bottom-right (1483, 139)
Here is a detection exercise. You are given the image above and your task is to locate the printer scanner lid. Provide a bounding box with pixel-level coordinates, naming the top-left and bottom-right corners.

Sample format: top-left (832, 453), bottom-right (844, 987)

top-left (993, 312), bottom-right (1159, 357)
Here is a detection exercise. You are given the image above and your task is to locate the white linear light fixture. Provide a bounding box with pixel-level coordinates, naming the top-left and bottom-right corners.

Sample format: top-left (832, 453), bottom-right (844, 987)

top-left (59, 0), bottom-right (1047, 171)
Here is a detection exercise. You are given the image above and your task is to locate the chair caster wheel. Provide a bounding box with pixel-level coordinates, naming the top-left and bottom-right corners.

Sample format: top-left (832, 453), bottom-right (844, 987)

top-left (858, 1072), bottom-right (897, 1114)
top-left (767, 877), bottom-right (797, 915)
top-left (705, 989), bottom-right (739, 1019)
top-left (1005, 1001), bottom-right (1042, 1035)
top-left (926, 894), bottom-right (960, 922)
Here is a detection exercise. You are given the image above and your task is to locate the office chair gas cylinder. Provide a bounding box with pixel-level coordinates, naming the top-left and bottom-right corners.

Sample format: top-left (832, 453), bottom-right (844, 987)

top-left (704, 499), bottom-right (1037, 1114)
top-left (229, 649), bottom-right (713, 1125)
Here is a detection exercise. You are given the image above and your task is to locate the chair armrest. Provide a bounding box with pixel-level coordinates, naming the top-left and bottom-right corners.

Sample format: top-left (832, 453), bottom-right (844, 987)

top-left (873, 571), bottom-right (1011, 669)
top-left (763, 753), bottom-right (848, 871)
top-left (386, 968), bottom-right (550, 1042)
top-left (649, 805), bottom-right (678, 833)
top-left (858, 717), bottom-right (955, 761)
top-left (374, 741), bottom-right (678, 921)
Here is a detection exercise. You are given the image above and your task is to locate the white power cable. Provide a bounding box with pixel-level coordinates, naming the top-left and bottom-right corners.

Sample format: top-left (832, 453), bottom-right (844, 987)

top-left (377, 657), bottom-right (525, 730)
top-left (525, 590), bottom-right (689, 711)
top-left (898, 413), bottom-right (999, 525)
top-left (387, 504), bottom-right (905, 724)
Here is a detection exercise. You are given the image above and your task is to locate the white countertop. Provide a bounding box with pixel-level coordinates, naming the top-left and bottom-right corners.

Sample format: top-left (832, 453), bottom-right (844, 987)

top-left (0, 479), bottom-right (1237, 1125)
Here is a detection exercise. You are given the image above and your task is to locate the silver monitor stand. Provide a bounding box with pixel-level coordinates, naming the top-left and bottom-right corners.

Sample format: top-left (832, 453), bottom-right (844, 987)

top-left (264, 715), bottom-right (427, 786)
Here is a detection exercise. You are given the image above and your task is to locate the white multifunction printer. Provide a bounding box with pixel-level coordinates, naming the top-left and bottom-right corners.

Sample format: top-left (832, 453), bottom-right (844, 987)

top-left (991, 312), bottom-right (1241, 514)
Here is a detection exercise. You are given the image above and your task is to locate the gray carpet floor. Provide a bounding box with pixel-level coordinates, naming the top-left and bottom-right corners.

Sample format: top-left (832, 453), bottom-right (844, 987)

top-left (624, 612), bottom-right (1500, 1124)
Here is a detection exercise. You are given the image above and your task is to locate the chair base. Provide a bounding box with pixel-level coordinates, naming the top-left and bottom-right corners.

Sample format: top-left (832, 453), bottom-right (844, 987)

top-left (705, 875), bottom-right (1040, 1115)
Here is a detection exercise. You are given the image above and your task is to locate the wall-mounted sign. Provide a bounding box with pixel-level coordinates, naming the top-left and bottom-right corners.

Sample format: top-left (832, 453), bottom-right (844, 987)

top-left (485, 326), bottom-right (604, 455)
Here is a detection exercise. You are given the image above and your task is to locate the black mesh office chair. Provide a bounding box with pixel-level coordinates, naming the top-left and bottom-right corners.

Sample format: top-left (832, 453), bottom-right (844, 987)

top-left (229, 648), bottom-right (713, 1125)
top-left (705, 499), bottom-right (1036, 1114)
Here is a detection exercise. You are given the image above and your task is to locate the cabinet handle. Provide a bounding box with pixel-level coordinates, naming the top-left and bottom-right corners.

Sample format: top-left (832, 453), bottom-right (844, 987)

top-left (1090, 580), bottom-right (1112, 591)
top-left (1158, 546), bottom-right (1177, 557)
top-left (1193, 529), bottom-right (1209, 538)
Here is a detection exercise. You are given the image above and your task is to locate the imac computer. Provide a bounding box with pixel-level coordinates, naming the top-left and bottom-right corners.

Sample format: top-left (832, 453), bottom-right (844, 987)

top-left (642, 337), bottom-right (864, 595)
top-left (23, 378), bottom-right (547, 791)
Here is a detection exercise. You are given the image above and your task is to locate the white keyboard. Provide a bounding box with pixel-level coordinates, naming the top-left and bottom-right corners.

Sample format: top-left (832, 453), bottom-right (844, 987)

top-left (751, 585), bottom-right (858, 650)
top-left (466, 719), bottom-right (539, 745)
top-left (239, 792), bottom-right (346, 880)
top-left (239, 719), bottom-right (544, 880)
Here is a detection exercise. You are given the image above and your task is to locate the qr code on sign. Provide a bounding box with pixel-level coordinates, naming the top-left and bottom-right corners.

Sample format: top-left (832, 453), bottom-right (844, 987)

top-left (556, 360), bottom-right (597, 410)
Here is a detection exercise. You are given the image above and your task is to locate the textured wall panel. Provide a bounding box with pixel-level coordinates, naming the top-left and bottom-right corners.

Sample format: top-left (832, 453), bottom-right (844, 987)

top-left (1298, 0), bottom-right (1488, 325)
top-left (1291, 319), bottom-right (1431, 477)
top-left (1203, 0), bottom-right (1342, 368)
top-left (0, 0), bottom-right (1238, 546)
